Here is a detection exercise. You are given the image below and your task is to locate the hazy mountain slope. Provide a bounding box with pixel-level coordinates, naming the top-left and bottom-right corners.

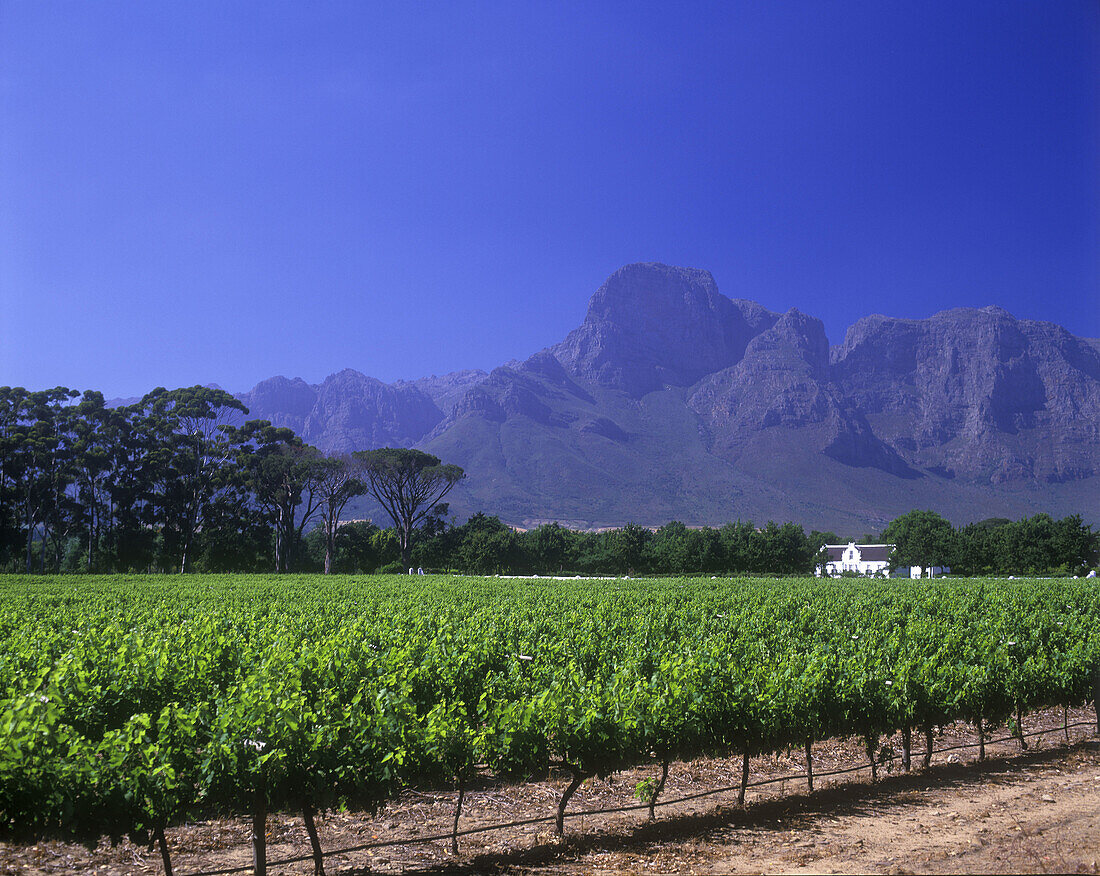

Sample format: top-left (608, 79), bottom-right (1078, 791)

top-left (425, 365), bottom-right (747, 527)
top-left (240, 369), bottom-right (440, 452)
top-left (396, 369), bottom-right (488, 419)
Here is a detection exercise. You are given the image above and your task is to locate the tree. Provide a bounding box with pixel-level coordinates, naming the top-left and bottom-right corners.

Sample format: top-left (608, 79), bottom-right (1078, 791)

top-left (106, 401), bottom-right (163, 572)
top-left (70, 391), bottom-right (115, 571)
top-left (605, 523), bottom-right (652, 575)
top-left (1049, 513), bottom-right (1096, 573)
top-left (647, 522), bottom-right (722, 574)
top-left (716, 520), bottom-right (756, 573)
top-left (522, 522), bottom-right (573, 574)
top-left (0, 387), bottom-right (30, 569)
top-left (230, 422), bottom-right (326, 572)
top-left (450, 513), bottom-right (519, 574)
top-left (648, 521), bottom-right (691, 574)
top-left (335, 521), bottom-right (400, 573)
top-left (953, 518), bottom-right (1010, 575)
top-left (137, 387), bottom-right (248, 573)
top-left (808, 530), bottom-right (841, 551)
top-left (753, 521), bottom-right (815, 575)
top-left (314, 455), bottom-right (367, 574)
top-left (10, 388), bottom-right (80, 572)
top-left (409, 504), bottom-right (456, 571)
top-left (883, 510), bottom-right (955, 575)
top-left (354, 449), bottom-right (464, 570)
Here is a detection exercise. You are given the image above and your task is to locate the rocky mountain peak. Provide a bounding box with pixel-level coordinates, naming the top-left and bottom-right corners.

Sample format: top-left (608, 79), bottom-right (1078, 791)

top-left (582, 262), bottom-right (721, 322)
top-left (553, 262), bottom-right (778, 396)
top-left (236, 376), bottom-right (317, 433)
top-left (743, 308), bottom-right (830, 379)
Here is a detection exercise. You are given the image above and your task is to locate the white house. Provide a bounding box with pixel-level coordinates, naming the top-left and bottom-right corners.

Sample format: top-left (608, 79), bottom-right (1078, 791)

top-left (818, 543), bottom-right (893, 577)
top-left (816, 542), bottom-right (949, 578)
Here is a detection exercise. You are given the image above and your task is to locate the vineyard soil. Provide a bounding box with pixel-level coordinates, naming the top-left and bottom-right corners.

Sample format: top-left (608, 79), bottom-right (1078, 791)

top-left (3, 708), bottom-right (1097, 875)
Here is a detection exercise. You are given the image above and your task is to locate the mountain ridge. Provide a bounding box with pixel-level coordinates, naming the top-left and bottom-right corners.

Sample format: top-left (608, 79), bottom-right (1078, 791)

top-left (179, 263), bottom-right (1100, 531)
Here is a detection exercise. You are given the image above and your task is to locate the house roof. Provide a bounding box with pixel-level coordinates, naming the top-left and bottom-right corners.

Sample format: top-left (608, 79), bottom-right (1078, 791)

top-left (857, 544), bottom-right (892, 562)
top-left (822, 543), bottom-right (894, 563)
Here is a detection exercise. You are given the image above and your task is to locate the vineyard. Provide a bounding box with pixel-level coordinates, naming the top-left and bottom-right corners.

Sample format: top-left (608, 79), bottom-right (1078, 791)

top-left (1, 574), bottom-right (1098, 875)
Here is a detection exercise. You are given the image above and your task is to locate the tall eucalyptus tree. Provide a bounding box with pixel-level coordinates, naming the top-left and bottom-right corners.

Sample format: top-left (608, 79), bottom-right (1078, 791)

top-left (137, 386), bottom-right (248, 573)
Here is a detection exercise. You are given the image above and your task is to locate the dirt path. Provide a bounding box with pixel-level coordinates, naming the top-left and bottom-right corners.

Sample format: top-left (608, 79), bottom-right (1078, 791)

top-left (3, 709), bottom-right (1098, 875)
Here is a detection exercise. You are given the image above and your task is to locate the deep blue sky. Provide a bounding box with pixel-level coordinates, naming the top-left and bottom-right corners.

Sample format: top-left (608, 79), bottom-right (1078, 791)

top-left (2, 1), bottom-right (1098, 398)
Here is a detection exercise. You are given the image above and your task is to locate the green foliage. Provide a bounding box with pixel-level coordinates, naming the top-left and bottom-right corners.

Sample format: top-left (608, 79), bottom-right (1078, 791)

top-left (634, 777), bottom-right (658, 804)
top-left (883, 510), bottom-right (955, 571)
top-left (955, 513), bottom-right (1096, 575)
top-left (1, 573), bottom-right (1098, 853)
top-left (881, 510), bottom-right (1097, 576)
top-left (337, 522), bottom-right (401, 573)
top-left (523, 522), bottom-right (572, 573)
top-left (449, 514), bottom-right (520, 574)
top-left (354, 448), bottom-right (465, 567)
top-left (420, 518), bottom-right (821, 577)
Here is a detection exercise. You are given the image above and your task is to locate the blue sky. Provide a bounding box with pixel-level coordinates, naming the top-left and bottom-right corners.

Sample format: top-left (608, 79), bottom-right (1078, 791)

top-left (2, 1), bottom-right (1097, 398)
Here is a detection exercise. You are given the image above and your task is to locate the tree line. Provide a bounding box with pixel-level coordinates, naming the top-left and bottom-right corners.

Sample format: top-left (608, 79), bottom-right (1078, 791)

top-left (882, 508), bottom-right (1097, 577)
top-left (1, 384), bottom-right (1094, 576)
top-left (0, 383), bottom-right (821, 575)
top-left (323, 516), bottom-right (821, 576)
top-left (0, 385), bottom-right (461, 574)
top-left (318, 510), bottom-right (1096, 577)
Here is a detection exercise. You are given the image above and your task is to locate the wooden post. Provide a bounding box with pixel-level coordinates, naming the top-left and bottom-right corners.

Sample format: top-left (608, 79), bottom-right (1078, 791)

top-left (1093, 664), bottom-right (1100, 735)
top-left (901, 726), bottom-right (911, 772)
top-left (977, 719), bottom-right (985, 762)
top-left (804, 740), bottom-right (813, 793)
top-left (251, 786), bottom-right (267, 876)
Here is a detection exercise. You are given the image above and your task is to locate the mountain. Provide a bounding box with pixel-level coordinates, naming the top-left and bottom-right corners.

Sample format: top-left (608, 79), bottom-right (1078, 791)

top-left (830, 308), bottom-right (1100, 485)
top-left (553, 263), bottom-right (779, 396)
top-left (237, 263), bottom-right (1100, 532)
top-left (239, 369), bottom-right (487, 453)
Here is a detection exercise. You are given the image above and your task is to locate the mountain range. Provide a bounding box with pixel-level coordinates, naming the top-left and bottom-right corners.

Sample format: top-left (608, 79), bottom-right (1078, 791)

top-left (235, 263), bottom-right (1100, 533)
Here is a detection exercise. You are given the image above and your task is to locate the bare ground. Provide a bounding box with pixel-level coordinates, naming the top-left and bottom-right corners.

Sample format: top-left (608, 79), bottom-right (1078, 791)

top-left (4, 706), bottom-right (1099, 875)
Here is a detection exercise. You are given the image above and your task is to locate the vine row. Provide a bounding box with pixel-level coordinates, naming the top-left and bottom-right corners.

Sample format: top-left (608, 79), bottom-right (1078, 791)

top-left (1, 574), bottom-right (1098, 874)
